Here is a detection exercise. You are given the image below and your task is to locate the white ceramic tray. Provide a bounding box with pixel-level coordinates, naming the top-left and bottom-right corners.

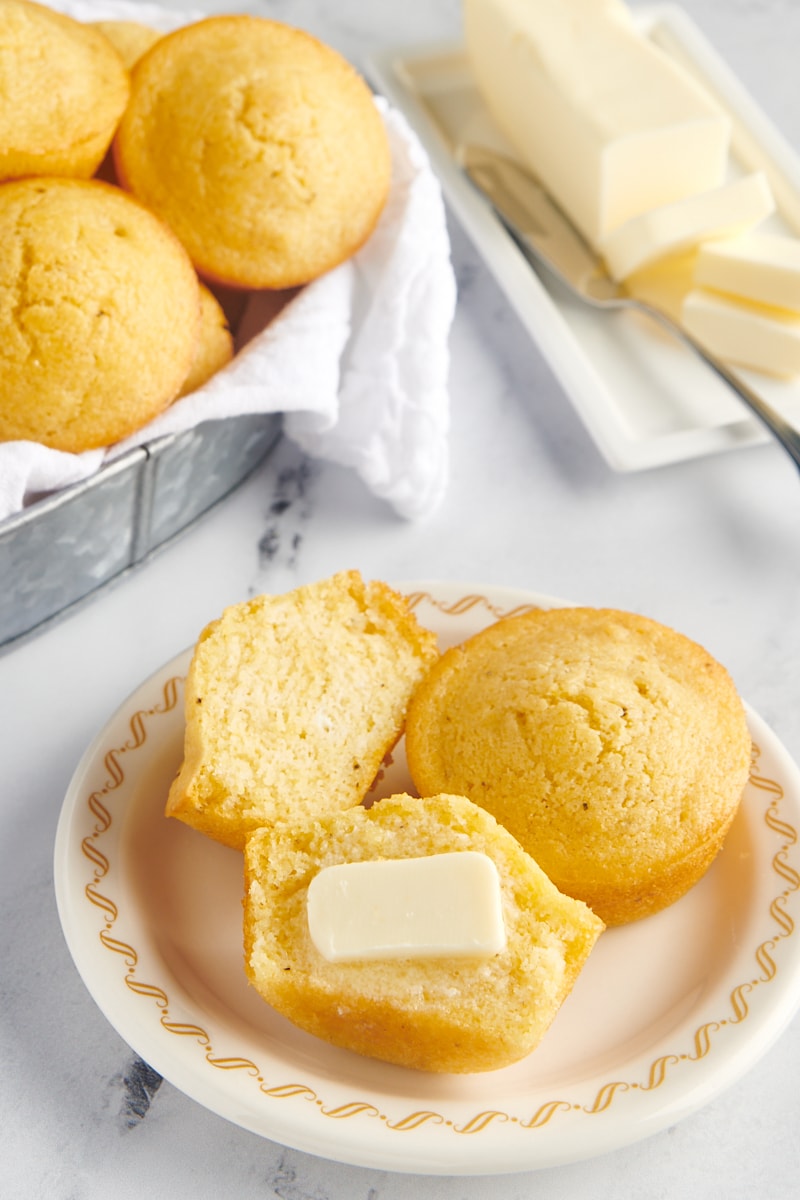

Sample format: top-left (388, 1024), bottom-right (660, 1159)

top-left (54, 583), bottom-right (800, 1175)
top-left (369, 4), bottom-right (800, 471)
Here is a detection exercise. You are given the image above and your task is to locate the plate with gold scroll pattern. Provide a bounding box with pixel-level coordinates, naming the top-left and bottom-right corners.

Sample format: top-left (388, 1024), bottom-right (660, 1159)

top-left (54, 582), bottom-right (800, 1175)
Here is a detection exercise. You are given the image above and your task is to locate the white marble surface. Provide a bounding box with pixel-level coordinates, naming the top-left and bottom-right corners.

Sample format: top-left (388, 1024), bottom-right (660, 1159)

top-left (3, 0), bottom-right (800, 1195)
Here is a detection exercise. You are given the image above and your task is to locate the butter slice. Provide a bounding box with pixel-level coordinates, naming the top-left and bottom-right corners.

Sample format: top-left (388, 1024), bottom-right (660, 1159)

top-left (682, 288), bottom-right (800, 377)
top-left (601, 173), bottom-right (774, 279)
top-left (464, 0), bottom-right (731, 246)
top-left (626, 250), bottom-right (698, 322)
top-left (694, 232), bottom-right (800, 311)
top-left (306, 852), bottom-right (507, 963)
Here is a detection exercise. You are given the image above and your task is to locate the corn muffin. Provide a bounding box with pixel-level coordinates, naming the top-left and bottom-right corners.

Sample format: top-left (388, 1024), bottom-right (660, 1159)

top-left (0, 177), bottom-right (200, 452)
top-left (177, 282), bottom-right (234, 397)
top-left (244, 792), bottom-right (605, 1073)
top-left (405, 607), bottom-right (752, 925)
top-left (166, 571), bottom-right (439, 849)
top-left (114, 15), bottom-right (392, 288)
top-left (0, 0), bottom-right (130, 181)
top-left (90, 19), bottom-right (161, 69)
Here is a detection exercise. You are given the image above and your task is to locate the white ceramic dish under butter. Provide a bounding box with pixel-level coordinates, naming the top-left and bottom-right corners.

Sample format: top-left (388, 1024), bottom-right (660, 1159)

top-left (54, 582), bottom-right (800, 1175)
top-left (368, 4), bottom-right (800, 471)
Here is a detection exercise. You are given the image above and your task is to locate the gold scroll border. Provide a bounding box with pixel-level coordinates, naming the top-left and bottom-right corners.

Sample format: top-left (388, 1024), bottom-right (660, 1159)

top-left (79, 590), bottom-right (800, 1139)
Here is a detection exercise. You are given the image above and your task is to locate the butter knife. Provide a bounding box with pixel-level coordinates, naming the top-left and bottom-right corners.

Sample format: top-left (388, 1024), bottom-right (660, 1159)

top-left (459, 142), bottom-right (800, 473)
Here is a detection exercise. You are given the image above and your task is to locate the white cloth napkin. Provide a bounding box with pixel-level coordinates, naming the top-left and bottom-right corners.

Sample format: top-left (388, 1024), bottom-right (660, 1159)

top-left (0, 1), bottom-right (456, 523)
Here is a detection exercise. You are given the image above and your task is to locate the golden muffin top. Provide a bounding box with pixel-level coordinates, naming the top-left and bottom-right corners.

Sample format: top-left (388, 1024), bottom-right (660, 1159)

top-left (113, 14), bottom-right (392, 288)
top-left (0, 177), bottom-right (201, 452)
top-left (0, 0), bottom-right (130, 181)
top-left (405, 606), bottom-right (752, 923)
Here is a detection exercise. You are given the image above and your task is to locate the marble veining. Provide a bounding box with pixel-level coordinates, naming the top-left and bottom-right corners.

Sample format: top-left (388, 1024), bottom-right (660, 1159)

top-left (253, 443), bottom-right (320, 593)
top-left (117, 1056), bottom-right (164, 1129)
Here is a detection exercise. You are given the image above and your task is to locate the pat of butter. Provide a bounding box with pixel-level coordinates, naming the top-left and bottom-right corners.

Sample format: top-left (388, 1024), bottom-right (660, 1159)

top-left (306, 852), bottom-right (507, 963)
top-left (601, 173), bottom-right (774, 280)
top-left (464, 0), bottom-right (731, 246)
top-left (626, 250), bottom-right (698, 322)
top-left (694, 232), bottom-right (800, 312)
top-left (681, 287), bottom-right (800, 377)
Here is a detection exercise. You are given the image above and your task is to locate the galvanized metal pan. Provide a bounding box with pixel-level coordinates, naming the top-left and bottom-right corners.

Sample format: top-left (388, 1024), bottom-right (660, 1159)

top-left (0, 412), bottom-right (281, 652)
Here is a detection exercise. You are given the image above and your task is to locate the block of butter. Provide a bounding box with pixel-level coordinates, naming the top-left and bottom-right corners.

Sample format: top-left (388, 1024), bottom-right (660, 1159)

top-left (306, 851), bottom-right (507, 962)
top-left (464, 0), bottom-right (731, 246)
top-left (682, 288), bottom-right (800, 376)
top-left (601, 172), bottom-right (775, 280)
top-left (694, 232), bottom-right (800, 311)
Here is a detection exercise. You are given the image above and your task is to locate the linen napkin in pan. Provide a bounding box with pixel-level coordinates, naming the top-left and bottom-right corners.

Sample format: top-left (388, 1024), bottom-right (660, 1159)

top-left (0, 1), bottom-right (457, 523)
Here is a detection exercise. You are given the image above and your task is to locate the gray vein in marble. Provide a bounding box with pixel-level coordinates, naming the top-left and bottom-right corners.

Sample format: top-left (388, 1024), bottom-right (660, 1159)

top-left (115, 1055), bottom-right (164, 1129)
top-left (253, 444), bottom-right (319, 589)
top-left (263, 1151), bottom-right (363, 1200)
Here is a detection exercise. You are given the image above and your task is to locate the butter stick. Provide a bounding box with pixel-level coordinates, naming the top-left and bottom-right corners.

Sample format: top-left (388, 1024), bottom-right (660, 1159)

top-left (464, 0), bottom-right (731, 246)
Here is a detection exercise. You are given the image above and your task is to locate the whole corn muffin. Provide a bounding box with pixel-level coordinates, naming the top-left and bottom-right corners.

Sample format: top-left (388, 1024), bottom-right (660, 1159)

top-left (90, 19), bottom-right (161, 69)
top-left (114, 15), bottom-right (392, 288)
top-left (405, 606), bottom-right (752, 925)
top-left (177, 283), bottom-right (234, 397)
top-left (0, 177), bottom-right (201, 452)
top-left (0, 0), bottom-right (130, 181)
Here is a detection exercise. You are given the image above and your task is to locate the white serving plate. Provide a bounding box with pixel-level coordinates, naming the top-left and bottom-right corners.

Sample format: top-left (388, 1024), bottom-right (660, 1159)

top-left (53, 582), bottom-right (800, 1175)
top-left (368, 5), bottom-right (800, 471)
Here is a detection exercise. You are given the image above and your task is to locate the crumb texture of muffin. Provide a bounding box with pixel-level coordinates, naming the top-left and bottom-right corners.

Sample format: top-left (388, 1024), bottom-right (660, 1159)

top-left (114, 15), bottom-right (392, 288)
top-left (0, 177), bottom-right (201, 452)
top-left (0, 0), bottom-right (130, 181)
top-left (243, 792), bottom-right (605, 1073)
top-left (405, 606), bottom-right (752, 925)
top-left (166, 571), bottom-right (440, 849)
